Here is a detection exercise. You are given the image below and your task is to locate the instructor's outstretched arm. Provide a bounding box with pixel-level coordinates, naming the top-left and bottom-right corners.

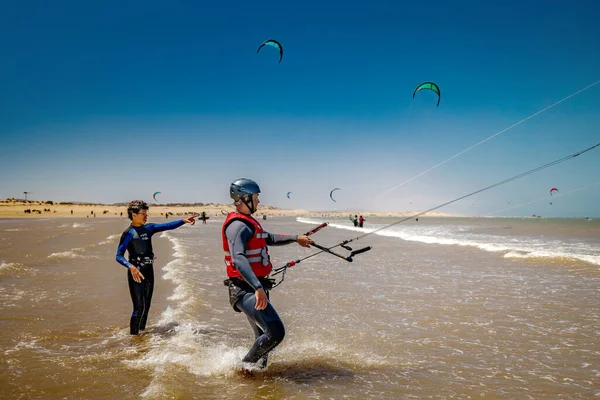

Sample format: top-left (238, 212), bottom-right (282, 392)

top-left (146, 216), bottom-right (196, 233)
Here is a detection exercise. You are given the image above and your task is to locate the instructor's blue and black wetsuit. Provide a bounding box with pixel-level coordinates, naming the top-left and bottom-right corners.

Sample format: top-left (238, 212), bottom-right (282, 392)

top-left (225, 220), bottom-right (297, 367)
top-left (116, 220), bottom-right (184, 335)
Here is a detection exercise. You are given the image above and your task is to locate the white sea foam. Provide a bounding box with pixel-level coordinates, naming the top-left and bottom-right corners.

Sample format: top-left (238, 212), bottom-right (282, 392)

top-left (504, 250), bottom-right (600, 266)
top-left (48, 251), bottom-right (85, 259)
top-left (0, 261), bottom-right (23, 270)
top-left (297, 217), bottom-right (600, 267)
top-left (4, 338), bottom-right (43, 355)
top-left (98, 234), bottom-right (120, 245)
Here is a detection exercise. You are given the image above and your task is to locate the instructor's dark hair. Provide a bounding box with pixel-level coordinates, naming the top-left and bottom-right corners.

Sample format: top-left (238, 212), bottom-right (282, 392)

top-left (127, 200), bottom-right (149, 220)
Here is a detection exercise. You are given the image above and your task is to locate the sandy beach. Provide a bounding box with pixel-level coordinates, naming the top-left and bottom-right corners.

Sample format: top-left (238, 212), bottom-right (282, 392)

top-left (0, 199), bottom-right (457, 219)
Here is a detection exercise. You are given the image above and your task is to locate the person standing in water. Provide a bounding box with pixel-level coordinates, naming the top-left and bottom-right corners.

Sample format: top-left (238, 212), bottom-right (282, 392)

top-left (223, 178), bottom-right (313, 369)
top-left (115, 200), bottom-right (196, 335)
top-left (201, 211), bottom-right (207, 224)
top-left (353, 215), bottom-right (358, 227)
top-left (358, 215), bottom-right (365, 228)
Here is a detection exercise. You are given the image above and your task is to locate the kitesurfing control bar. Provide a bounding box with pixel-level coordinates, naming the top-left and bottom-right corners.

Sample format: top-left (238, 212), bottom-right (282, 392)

top-left (271, 223), bottom-right (332, 287)
top-left (271, 222), bottom-right (372, 287)
top-left (309, 242), bottom-right (372, 262)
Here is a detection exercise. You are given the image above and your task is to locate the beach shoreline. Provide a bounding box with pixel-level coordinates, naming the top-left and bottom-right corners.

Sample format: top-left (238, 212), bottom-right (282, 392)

top-left (0, 199), bottom-right (459, 219)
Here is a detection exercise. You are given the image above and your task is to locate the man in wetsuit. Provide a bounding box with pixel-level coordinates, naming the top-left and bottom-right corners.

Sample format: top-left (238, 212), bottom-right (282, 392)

top-left (115, 200), bottom-right (196, 335)
top-left (201, 211), bottom-right (207, 224)
top-left (223, 178), bottom-right (313, 369)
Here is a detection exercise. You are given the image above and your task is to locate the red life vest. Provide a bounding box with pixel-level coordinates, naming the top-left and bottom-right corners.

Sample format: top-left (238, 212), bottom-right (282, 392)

top-left (222, 212), bottom-right (272, 278)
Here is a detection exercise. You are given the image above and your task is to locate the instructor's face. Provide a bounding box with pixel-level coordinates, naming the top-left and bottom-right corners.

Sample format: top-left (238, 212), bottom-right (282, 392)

top-left (132, 210), bottom-right (148, 225)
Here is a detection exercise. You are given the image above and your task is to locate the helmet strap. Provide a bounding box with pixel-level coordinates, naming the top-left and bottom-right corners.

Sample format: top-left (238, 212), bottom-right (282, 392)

top-left (241, 195), bottom-right (256, 215)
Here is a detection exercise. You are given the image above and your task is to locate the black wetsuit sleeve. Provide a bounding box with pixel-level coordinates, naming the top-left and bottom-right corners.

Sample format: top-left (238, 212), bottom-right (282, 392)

top-left (225, 220), bottom-right (263, 291)
top-left (146, 220), bottom-right (185, 234)
top-left (116, 230), bottom-right (134, 268)
top-left (265, 232), bottom-right (298, 246)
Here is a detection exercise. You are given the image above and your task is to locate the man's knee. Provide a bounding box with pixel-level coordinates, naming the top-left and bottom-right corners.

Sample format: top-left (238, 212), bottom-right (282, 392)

top-left (269, 320), bottom-right (285, 345)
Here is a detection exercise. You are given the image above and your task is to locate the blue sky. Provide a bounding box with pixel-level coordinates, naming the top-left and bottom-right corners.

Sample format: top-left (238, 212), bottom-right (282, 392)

top-left (1, 0), bottom-right (599, 216)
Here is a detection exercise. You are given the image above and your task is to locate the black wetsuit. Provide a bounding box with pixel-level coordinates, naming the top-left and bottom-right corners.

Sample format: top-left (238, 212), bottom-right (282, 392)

top-left (116, 220), bottom-right (184, 334)
top-left (224, 218), bottom-right (297, 367)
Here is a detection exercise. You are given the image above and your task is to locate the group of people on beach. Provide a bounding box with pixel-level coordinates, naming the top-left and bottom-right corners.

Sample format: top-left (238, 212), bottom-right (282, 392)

top-left (115, 178), bottom-right (313, 372)
top-left (351, 214), bottom-right (366, 228)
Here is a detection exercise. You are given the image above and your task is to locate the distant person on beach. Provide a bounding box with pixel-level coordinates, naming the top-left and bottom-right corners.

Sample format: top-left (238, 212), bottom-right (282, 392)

top-left (201, 211), bottom-right (207, 224)
top-left (353, 215), bottom-right (358, 227)
top-left (223, 178), bottom-right (313, 370)
top-left (358, 215), bottom-right (365, 228)
top-left (115, 200), bottom-right (196, 335)
top-left (71, 210), bottom-right (73, 215)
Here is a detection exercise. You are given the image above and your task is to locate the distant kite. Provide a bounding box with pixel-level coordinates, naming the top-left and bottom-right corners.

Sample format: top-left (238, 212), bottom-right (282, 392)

top-left (550, 187), bottom-right (559, 195)
top-left (286, 191), bottom-right (292, 199)
top-left (153, 191), bottom-right (162, 201)
top-left (413, 82), bottom-right (441, 106)
top-left (257, 39), bottom-right (283, 63)
top-left (329, 188), bottom-right (341, 202)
